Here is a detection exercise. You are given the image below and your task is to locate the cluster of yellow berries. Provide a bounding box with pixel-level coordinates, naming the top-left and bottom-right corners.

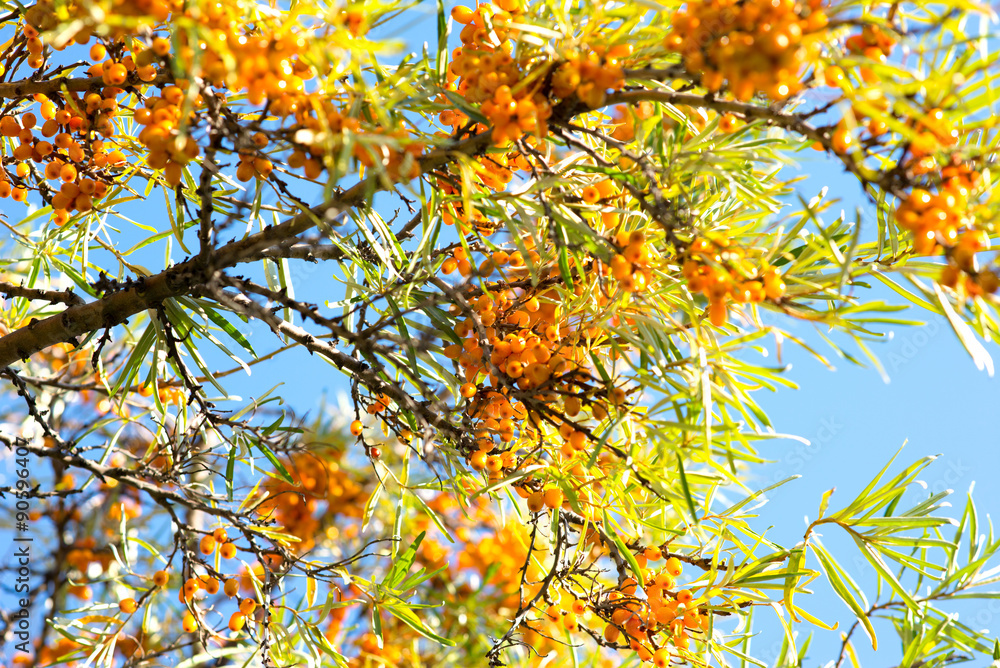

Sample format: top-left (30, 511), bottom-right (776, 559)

top-left (894, 161), bottom-right (998, 296)
top-left (447, 2), bottom-right (626, 145)
top-left (843, 25), bottom-right (896, 86)
top-left (819, 98), bottom-right (890, 155)
top-left (0, 90), bottom-right (121, 221)
top-left (448, 1), bottom-right (555, 145)
top-left (939, 231), bottom-right (998, 297)
top-left (3, 0), bottom-right (417, 224)
top-left (285, 102), bottom-right (424, 183)
top-left (23, 0), bottom-right (180, 37)
top-left (446, 291), bottom-right (592, 440)
top-left (436, 238), bottom-right (648, 502)
top-left (435, 150), bottom-right (538, 235)
top-left (907, 108), bottom-right (961, 166)
top-left (607, 228), bottom-right (658, 294)
top-left (598, 553), bottom-right (708, 662)
top-left (136, 530), bottom-right (261, 636)
top-left (822, 104), bottom-right (959, 169)
top-left (665, 0), bottom-right (828, 101)
top-left (551, 44), bottom-right (629, 108)
top-left (682, 236), bottom-right (786, 326)
top-left (256, 450), bottom-right (367, 553)
top-left (134, 85), bottom-right (206, 185)
top-left (520, 547), bottom-right (708, 663)
top-left (894, 165), bottom-right (980, 257)
top-left (0, 21), bottom-right (171, 222)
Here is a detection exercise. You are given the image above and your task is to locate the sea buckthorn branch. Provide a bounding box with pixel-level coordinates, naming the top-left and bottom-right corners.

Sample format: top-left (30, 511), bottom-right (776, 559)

top-left (225, 277), bottom-right (413, 351)
top-left (3, 2), bottom-right (999, 664)
top-left (531, 400), bottom-right (669, 503)
top-left (0, 431), bottom-right (270, 529)
top-left (243, 239), bottom-right (349, 263)
top-left (202, 283), bottom-right (475, 449)
top-left (223, 276), bottom-right (449, 447)
top-left (0, 280), bottom-right (86, 307)
top-left (0, 127), bottom-right (490, 369)
top-left (560, 508), bottom-right (631, 585)
top-left (549, 123), bottom-right (689, 244)
top-left (153, 306), bottom-right (219, 420)
top-left (1, 366), bottom-right (67, 445)
top-left (606, 88), bottom-right (906, 197)
top-left (486, 510), bottom-right (572, 665)
top-left (0, 60), bottom-right (819, 380)
top-left (0, 71), bottom-right (172, 100)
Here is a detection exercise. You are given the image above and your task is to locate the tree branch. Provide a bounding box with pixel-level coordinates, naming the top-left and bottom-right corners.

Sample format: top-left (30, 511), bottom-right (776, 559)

top-left (0, 281), bottom-right (85, 306)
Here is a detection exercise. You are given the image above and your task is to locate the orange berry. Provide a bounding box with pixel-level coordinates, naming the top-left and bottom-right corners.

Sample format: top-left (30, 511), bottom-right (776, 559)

top-left (152, 38), bottom-right (171, 56)
top-left (105, 63), bottom-right (128, 86)
top-left (228, 612), bottom-right (246, 632)
top-left (199, 535), bottom-right (216, 555)
top-left (823, 66), bottom-right (845, 87)
top-left (119, 598), bottom-right (138, 614)
top-left (527, 490), bottom-right (544, 512)
top-left (451, 6), bottom-right (475, 24)
top-left (763, 270), bottom-right (786, 300)
top-left (831, 127), bottom-right (853, 154)
top-left (708, 300), bottom-right (728, 327)
top-left (201, 577), bottom-right (220, 595)
top-left (239, 598), bottom-right (257, 615)
top-left (470, 450), bottom-right (487, 470)
top-left (719, 113), bottom-right (739, 132)
top-left (224, 579), bottom-right (240, 597)
top-left (350, 420), bottom-right (363, 436)
top-left (220, 543), bottom-right (237, 559)
top-left (182, 612), bottom-right (197, 632)
top-left (152, 570), bottom-right (169, 587)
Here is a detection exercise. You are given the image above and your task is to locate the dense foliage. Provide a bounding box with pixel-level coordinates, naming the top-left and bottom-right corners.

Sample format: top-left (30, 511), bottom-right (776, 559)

top-left (1, 0), bottom-right (1000, 666)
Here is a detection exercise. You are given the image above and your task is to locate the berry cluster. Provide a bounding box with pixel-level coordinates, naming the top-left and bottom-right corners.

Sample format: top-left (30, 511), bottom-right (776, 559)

top-left (447, 2), bottom-right (550, 145)
top-left (255, 449), bottom-right (367, 553)
top-left (844, 24), bottom-right (896, 86)
top-left (447, 2), bottom-right (626, 145)
top-left (665, 0), bottom-right (828, 101)
top-left (607, 227), bottom-right (658, 294)
top-left (438, 237), bottom-right (638, 492)
top-left (682, 236), bottom-right (786, 326)
top-left (435, 149), bottom-right (537, 235)
top-left (287, 103), bottom-right (424, 183)
top-left (135, 85), bottom-right (204, 186)
top-left (598, 554), bottom-right (707, 661)
top-left (1, 0), bottom-right (419, 228)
